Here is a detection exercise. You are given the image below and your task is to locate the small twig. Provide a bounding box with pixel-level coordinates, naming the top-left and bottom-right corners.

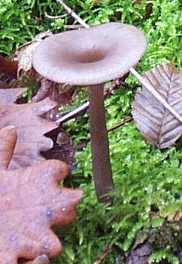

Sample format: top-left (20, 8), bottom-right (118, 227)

top-left (64, 24), bottom-right (84, 30)
top-left (108, 115), bottom-right (133, 133)
top-left (56, 101), bottom-right (89, 124)
top-left (44, 11), bottom-right (67, 19)
top-left (56, 0), bottom-right (89, 28)
top-left (93, 245), bottom-right (110, 264)
top-left (57, 0), bottom-right (182, 124)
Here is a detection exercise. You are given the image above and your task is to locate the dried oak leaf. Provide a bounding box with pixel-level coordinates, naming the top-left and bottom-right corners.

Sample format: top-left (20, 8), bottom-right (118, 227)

top-left (0, 88), bottom-right (57, 169)
top-left (0, 125), bottom-right (17, 169)
top-left (132, 64), bottom-right (182, 149)
top-left (0, 126), bottom-right (82, 264)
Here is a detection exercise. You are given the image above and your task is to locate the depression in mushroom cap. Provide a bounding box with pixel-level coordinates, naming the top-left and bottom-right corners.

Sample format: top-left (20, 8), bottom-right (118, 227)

top-left (32, 22), bottom-right (147, 85)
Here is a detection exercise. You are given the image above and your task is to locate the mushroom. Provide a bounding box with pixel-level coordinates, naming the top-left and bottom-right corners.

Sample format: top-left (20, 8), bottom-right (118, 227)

top-left (32, 22), bottom-right (146, 202)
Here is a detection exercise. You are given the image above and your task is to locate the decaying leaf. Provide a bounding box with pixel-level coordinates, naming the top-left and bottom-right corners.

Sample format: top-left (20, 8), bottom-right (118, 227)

top-left (0, 126), bottom-right (82, 263)
top-left (42, 128), bottom-right (75, 170)
top-left (25, 254), bottom-right (49, 264)
top-left (0, 55), bottom-right (18, 78)
top-left (126, 243), bottom-right (152, 264)
top-left (17, 41), bottom-right (40, 74)
top-left (0, 54), bottom-right (18, 87)
top-left (48, 83), bottom-right (75, 108)
top-left (132, 64), bottom-right (182, 149)
top-left (16, 32), bottom-right (53, 75)
top-left (0, 87), bottom-right (26, 104)
top-left (32, 79), bottom-right (74, 106)
top-left (32, 79), bottom-right (53, 103)
top-left (0, 125), bottom-right (17, 169)
top-left (32, 79), bottom-right (74, 121)
top-left (0, 88), bottom-right (58, 169)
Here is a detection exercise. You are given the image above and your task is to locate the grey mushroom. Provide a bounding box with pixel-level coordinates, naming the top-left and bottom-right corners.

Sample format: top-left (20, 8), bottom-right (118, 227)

top-left (33, 22), bottom-right (146, 202)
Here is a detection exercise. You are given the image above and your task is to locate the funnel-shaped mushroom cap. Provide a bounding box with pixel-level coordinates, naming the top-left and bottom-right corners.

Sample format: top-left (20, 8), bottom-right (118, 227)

top-left (33, 23), bottom-right (146, 85)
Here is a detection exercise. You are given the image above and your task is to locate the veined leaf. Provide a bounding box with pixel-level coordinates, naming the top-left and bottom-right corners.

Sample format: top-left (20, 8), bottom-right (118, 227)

top-left (132, 64), bottom-right (182, 149)
top-left (0, 127), bottom-right (82, 263)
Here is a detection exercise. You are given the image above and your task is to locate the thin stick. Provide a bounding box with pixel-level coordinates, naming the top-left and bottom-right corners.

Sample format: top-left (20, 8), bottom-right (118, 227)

top-left (56, 101), bottom-right (89, 124)
top-left (44, 11), bottom-right (67, 19)
top-left (57, 0), bottom-right (182, 123)
top-left (93, 245), bottom-right (110, 264)
top-left (64, 24), bottom-right (83, 30)
top-left (56, 0), bottom-right (89, 28)
top-left (108, 116), bottom-right (133, 133)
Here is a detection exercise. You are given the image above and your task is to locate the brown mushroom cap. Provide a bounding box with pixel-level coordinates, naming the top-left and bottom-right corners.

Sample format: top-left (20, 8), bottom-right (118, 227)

top-left (32, 22), bottom-right (147, 85)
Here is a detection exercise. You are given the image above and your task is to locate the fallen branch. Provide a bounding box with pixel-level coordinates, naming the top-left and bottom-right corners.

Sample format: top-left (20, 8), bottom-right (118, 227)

top-left (93, 245), bottom-right (110, 264)
top-left (44, 11), bottom-right (67, 19)
top-left (57, 0), bottom-right (182, 123)
top-left (108, 115), bottom-right (133, 133)
top-left (56, 101), bottom-right (89, 124)
top-left (64, 24), bottom-right (83, 30)
top-left (56, 0), bottom-right (89, 28)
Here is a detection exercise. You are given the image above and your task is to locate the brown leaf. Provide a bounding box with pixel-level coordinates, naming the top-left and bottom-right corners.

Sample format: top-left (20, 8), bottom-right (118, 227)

top-left (0, 55), bottom-right (18, 87)
top-left (54, 84), bottom-right (75, 106)
top-left (0, 55), bottom-right (18, 78)
top-left (0, 88), bottom-right (58, 169)
top-left (132, 64), bottom-right (182, 149)
top-left (17, 42), bottom-right (41, 74)
top-left (0, 126), bottom-right (17, 169)
top-left (0, 127), bottom-right (82, 263)
top-left (0, 87), bottom-right (27, 104)
top-left (42, 128), bottom-right (75, 170)
top-left (32, 79), bottom-right (53, 103)
top-left (16, 32), bottom-right (53, 76)
top-left (32, 79), bottom-right (75, 120)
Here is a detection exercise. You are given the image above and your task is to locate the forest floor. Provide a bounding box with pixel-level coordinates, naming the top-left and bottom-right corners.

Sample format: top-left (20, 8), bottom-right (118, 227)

top-left (1, 0), bottom-right (182, 263)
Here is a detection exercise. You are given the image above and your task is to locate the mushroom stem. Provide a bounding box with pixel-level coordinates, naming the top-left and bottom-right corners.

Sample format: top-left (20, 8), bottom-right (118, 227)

top-left (88, 84), bottom-right (114, 202)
